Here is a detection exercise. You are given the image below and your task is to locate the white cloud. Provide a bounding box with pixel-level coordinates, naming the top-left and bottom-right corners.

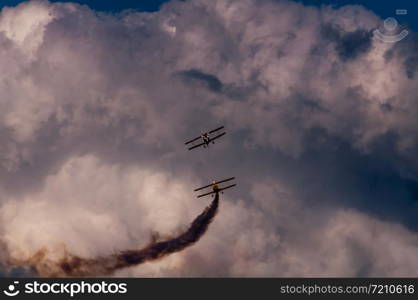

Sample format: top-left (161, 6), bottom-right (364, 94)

top-left (0, 0), bottom-right (418, 277)
top-left (0, 0), bottom-right (54, 59)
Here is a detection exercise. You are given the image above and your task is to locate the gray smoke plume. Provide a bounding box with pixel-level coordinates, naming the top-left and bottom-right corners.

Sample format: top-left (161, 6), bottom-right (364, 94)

top-left (12, 194), bottom-right (219, 277)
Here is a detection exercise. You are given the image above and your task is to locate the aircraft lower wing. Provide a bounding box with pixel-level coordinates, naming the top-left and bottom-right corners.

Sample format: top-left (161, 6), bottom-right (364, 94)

top-left (208, 132), bottom-right (225, 143)
top-left (197, 184), bottom-right (236, 198)
top-left (185, 136), bottom-right (201, 145)
top-left (188, 142), bottom-right (206, 151)
top-left (218, 184), bottom-right (236, 192)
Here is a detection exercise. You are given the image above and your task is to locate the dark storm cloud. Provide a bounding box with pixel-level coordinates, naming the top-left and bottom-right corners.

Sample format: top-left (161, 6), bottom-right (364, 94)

top-left (405, 56), bottom-right (418, 79)
top-left (401, 35), bottom-right (418, 79)
top-left (383, 32), bottom-right (418, 79)
top-left (177, 69), bottom-right (224, 93)
top-left (176, 68), bottom-right (260, 100)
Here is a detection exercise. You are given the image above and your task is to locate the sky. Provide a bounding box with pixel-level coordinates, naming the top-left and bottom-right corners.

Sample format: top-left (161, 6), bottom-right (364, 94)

top-left (1, 0), bottom-right (418, 24)
top-left (0, 0), bottom-right (169, 12)
top-left (1, 0), bottom-right (418, 277)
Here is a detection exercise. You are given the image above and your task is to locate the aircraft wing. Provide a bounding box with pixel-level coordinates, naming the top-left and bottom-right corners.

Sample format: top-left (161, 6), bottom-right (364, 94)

top-left (194, 182), bottom-right (213, 191)
top-left (188, 142), bottom-right (206, 151)
top-left (208, 132), bottom-right (226, 142)
top-left (194, 177), bottom-right (235, 191)
top-left (209, 126), bottom-right (224, 134)
top-left (197, 190), bottom-right (217, 198)
top-left (214, 177), bottom-right (235, 185)
top-left (185, 136), bottom-right (201, 145)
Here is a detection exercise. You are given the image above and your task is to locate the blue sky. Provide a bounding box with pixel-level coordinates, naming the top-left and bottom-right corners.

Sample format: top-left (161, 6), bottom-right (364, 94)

top-left (1, 0), bottom-right (168, 11)
top-left (299, 0), bottom-right (418, 31)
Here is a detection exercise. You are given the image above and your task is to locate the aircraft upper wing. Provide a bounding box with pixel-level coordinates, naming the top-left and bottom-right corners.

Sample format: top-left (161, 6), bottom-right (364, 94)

top-left (188, 142), bottom-right (206, 151)
top-left (214, 177), bottom-right (235, 185)
top-left (194, 177), bottom-right (235, 191)
top-left (208, 132), bottom-right (226, 142)
top-left (209, 126), bottom-right (224, 134)
top-left (185, 136), bottom-right (201, 145)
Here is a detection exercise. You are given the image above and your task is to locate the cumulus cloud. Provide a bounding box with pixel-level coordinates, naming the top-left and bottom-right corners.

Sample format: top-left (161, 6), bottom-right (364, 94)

top-left (1, 0), bottom-right (418, 277)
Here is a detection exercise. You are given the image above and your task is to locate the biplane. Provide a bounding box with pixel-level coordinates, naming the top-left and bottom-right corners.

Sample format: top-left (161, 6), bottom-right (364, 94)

top-left (194, 177), bottom-right (236, 198)
top-left (185, 126), bottom-right (226, 150)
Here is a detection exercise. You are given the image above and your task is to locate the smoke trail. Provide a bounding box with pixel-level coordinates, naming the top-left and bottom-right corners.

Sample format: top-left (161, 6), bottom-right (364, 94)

top-left (18, 194), bottom-right (219, 277)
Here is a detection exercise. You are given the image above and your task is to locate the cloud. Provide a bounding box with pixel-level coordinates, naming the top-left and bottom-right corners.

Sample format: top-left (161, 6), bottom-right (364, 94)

top-left (1, 0), bottom-right (418, 277)
top-left (0, 0), bottom-right (54, 59)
